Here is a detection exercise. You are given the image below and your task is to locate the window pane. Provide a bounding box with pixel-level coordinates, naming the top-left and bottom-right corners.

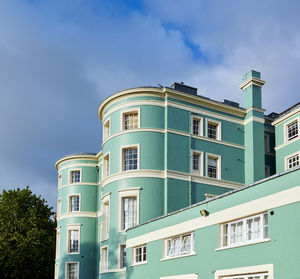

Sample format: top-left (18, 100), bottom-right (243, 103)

top-left (193, 154), bottom-right (200, 171)
top-left (287, 120), bottom-right (298, 140)
top-left (70, 196), bottom-right (79, 212)
top-left (207, 123), bottom-right (217, 139)
top-left (71, 171), bottom-right (80, 183)
top-left (69, 230), bottom-right (79, 253)
top-left (68, 263), bottom-right (78, 279)
top-left (193, 119), bottom-right (199, 135)
top-left (288, 155), bottom-right (299, 169)
top-left (123, 148), bottom-right (138, 170)
top-left (121, 245), bottom-right (126, 268)
top-left (124, 112), bottom-right (138, 130)
top-left (123, 197), bottom-right (137, 230)
top-left (208, 157), bottom-right (217, 178)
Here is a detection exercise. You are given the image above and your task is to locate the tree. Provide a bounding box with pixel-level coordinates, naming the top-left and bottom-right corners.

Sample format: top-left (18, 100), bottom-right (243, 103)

top-left (0, 187), bottom-right (56, 279)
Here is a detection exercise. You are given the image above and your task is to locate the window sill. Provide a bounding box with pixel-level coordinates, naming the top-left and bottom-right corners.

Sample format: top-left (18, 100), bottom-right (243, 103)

top-left (67, 252), bottom-right (80, 255)
top-left (100, 268), bottom-right (126, 274)
top-left (215, 238), bottom-right (271, 251)
top-left (101, 237), bottom-right (109, 242)
top-left (160, 252), bottom-right (197, 261)
top-left (130, 261), bottom-right (148, 267)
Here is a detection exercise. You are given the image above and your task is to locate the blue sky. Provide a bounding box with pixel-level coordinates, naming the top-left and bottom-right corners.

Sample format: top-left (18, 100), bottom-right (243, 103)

top-left (1, 0), bottom-right (300, 209)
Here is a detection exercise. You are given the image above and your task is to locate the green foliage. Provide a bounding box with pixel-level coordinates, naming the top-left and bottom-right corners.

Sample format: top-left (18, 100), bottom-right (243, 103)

top-left (0, 187), bottom-right (56, 279)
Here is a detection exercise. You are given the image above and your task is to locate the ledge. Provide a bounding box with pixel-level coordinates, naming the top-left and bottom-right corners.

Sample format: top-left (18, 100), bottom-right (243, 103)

top-left (160, 252), bottom-right (197, 261)
top-left (215, 238), bottom-right (271, 251)
top-left (130, 261), bottom-right (148, 267)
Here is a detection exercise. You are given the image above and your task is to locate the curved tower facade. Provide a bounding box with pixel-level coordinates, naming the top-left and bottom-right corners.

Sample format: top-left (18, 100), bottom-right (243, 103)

top-left (55, 71), bottom-right (276, 279)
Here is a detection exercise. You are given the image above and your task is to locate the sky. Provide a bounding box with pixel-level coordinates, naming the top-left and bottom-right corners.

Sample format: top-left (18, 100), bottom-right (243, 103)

top-left (0, 0), bottom-right (300, 209)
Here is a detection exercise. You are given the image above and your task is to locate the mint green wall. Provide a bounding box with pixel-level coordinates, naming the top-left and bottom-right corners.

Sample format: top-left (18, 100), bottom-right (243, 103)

top-left (102, 132), bottom-right (165, 172)
top-left (127, 169), bottom-right (300, 279)
top-left (57, 217), bottom-right (97, 279)
top-left (276, 140), bottom-right (300, 172)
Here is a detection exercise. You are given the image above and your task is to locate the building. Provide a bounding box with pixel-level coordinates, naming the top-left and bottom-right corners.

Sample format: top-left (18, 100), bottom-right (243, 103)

top-left (54, 70), bottom-right (300, 279)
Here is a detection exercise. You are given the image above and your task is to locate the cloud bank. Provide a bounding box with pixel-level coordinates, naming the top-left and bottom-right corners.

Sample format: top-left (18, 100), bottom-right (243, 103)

top-left (0, 0), bottom-right (299, 208)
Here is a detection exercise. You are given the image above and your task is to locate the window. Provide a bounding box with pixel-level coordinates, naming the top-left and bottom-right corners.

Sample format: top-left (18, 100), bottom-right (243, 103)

top-left (58, 174), bottom-right (62, 187)
top-left (122, 147), bottom-right (138, 171)
top-left (70, 170), bottom-right (80, 183)
top-left (192, 153), bottom-right (200, 171)
top-left (101, 247), bottom-right (108, 272)
top-left (66, 263), bottom-right (79, 279)
top-left (123, 111), bottom-right (138, 130)
top-left (164, 232), bottom-right (194, 258)
top-left (207, 155), bottom-right (220, 179)
top-left (56, 228), bottom-right (60, 260)
top-left (286, 119), bottom-right (298, 141)
top-left (206, 119), bottom-right (221, 140)
top-left (192, 117), bottom-right (202, 136)
top-left (133, 245), bottom-right (147, 264)
top-left (264, 134), bottom-right (269, 153)
top-left (103, 201), bottom-right (110, 240)
top-left (120, 245), bottom-right (126, 269)
top-left (287, 154), bottom-right (299, 169)
top-left (122, 197), bottom-right (137, 231)
top-left (68, 230), bottom-right (79, 253)
top-left (57, 198), bottom-right (61, 217)
top-left (222, 274), bottom-right (268, 279)
top-left (103, 154), bottom-right (110, 178)
top-left (221, 213), bottom-right (268, 247)
top-left (69, 195), bottom-right (80, 212)
top-left (103, 119), bottom-right (110, 140)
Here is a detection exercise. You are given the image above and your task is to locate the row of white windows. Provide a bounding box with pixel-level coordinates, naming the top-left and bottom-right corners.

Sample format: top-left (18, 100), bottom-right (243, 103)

top-left (98, 212), bottom-right (269, 270)
top-left (103, 110), bottom-right (222, 141)
top-left (59, 263), bottom-right (268, 279)
top-left (57, 213), bottom-right (268, 278)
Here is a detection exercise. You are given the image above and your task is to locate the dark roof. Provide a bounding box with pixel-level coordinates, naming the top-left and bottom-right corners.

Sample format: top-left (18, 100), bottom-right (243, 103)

top-left (275, 101), bottom-right (300, 120)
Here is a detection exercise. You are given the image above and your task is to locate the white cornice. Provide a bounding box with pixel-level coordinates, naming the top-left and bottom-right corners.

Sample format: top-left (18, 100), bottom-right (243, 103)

top-left (240, 77), bottom-right (265, 91)
top-left (55, 154), bottom-right (97, 170)
top-left (101, 169), bottom-right (243, 189)
top-left (272, 106), bottom-right (300, 126)
top-left (57, 212), bottom-right (97, 221)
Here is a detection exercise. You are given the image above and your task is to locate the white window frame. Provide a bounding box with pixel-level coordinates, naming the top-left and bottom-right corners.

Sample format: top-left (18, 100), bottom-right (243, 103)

top-left (56, 227), bottom-right (61, 260)
top-left (285, 151), bottom-right (300, 170)
top-left (132, 244), bottom-right (147, 265)
top-left (118, 188), bottom-right (140, 232)
top-left (220, 212), bottom-right (268, 248)
top-left (284, 117), bottom-right (299, 142)
top-left (65, 262), bottom-right (79, 279)
top-left (121, 108), bottom-right (140, 131)
top-left (119, 243), bottom-right (127, 269)
top-left (54, 263), bottom-right (59, 279)
top-left (103, 117), bottom-right (111, 140)
top-left (69, 169), bottom-right (82, 184)
top-left (191, 150), bottom-right (203, 176)
top-left (191, 116), bottom-right (203, 136)
top-left (120, 144), bottom-right (140, 172)
top-left (67, 224), bottom-right (81, 254)
top-left (164, 232), bottom-right (195, 259)
top-left (58, 173), bottom-right (62, 188)
top-left (206, 118), bottom-right (221, 140)
top-left (101, 194), bottom-right (110, 241)
top-left (214, 264), bottom-right (273, 279)
top-left (206, 153), bottom-right (221, 179)
top-left (222, 275), bottom-right (268, 279)
top-left (103, 152), bottom-right (110, 178)
top-left (68, 194), bottom-right (81, 213)
top-left (57, 198), bottom-right (62, 217)
top-left (100, 246), bottom-right (108, 272)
